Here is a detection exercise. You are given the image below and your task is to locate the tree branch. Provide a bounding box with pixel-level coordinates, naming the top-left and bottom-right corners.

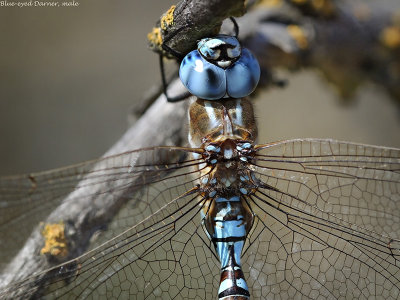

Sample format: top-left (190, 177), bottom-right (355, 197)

top-left (0, 81), bottom-right (188, 297)
top-left (1, 0), bottom-right (400, 297)
top-left (148, 0), bottom-right (246, 58)
top-left (150, 0), bottom-right (400, 103)
top-left (239, 1), bottom-right (400, 103)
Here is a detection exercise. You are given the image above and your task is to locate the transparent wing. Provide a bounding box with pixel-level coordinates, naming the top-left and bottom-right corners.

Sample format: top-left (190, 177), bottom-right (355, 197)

top-left (0, 146), bottom-right (200, 283)
top-left (2, 180), bottom-right (220, 299)
top-left (243, 139), bottom-right (400, 299)
top-left (1, 139), bottom-right (400, 299)
top-left (0, 164), bottom-right (87, 269)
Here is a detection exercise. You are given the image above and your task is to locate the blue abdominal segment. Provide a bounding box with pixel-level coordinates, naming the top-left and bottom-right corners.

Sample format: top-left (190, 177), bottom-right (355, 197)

top-left (204, 195), bottom-right (251, 299)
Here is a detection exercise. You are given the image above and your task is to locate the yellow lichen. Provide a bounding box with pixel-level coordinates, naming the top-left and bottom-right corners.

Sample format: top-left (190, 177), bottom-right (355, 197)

top-left (287, 25), bottom-right (308, 49)
top-left (380, 26), bottom-right (400, 49)
top-left (40, 222), bottom-right (68, 258)
top-left (311, 0), bottom-right (335, 16)
top-left (291, 0), bottom-right (308, 4)
top-left (147, 27), bottom-right (163, 48)
top-left (311, 0), bottom-right (325, 10)
top-left (161, 5), bottom-right (175, 30)
top-left (258, 0), bottom-right (283, 7)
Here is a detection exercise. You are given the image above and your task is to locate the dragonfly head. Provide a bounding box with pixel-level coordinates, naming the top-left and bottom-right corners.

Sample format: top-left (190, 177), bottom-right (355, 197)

top-left (197, 35), bottom-right (241, 68)
top-left (179, 35), bottom-right (260, 100)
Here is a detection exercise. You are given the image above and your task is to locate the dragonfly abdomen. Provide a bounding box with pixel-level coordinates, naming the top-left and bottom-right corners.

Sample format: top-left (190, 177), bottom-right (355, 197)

top-left (203, 194), bottom-right (253, 300)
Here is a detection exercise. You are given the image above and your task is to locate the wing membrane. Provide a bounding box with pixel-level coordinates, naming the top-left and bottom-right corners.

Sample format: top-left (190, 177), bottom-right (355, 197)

top-left (1, 139), bottom-right (399, 299)
top-left (243, 139), bottom-right (400, 298)
top-left (0, 146), bottom-right (202, 294)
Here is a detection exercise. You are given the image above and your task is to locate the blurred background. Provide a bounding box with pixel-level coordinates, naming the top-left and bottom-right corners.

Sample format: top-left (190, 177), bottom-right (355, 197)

top-left (0, 0), bottom-right (399, 176)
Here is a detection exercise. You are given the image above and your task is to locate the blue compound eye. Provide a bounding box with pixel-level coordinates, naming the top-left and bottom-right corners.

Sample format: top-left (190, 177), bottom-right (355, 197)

top-left (179, 50), bottom-right (226, 100)
top-left (226, 49), bottom-right (260, 98)
top-left (179, 36), bottom-right (260, 100)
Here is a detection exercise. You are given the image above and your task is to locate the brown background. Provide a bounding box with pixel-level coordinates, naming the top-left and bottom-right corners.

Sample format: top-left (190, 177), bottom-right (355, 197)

top-left (0, 0), bottom-right (399, 176)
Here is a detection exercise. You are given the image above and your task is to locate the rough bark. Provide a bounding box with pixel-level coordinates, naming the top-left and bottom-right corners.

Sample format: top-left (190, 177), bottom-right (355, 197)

top-left (1, 0), bottom-right (399, 297)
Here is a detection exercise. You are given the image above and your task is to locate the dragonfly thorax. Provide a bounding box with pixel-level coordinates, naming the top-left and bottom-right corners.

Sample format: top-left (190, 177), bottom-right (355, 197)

top-left (188, 98), bottom-right (258, 149)
top-left (197, 138), bottom-right (256, 194)
top-left (204, 139), bottom-right (253, 163)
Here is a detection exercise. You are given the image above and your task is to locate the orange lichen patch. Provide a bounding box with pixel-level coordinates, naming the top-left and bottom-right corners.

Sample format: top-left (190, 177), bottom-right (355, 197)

top-left (311, 0), bottom-right (335, 16)
top-left (161, 5), bottom-right (175, 30)
top-left (291, 0), bottom-right (307, 4)
top-left (147, 27), bottom-right (163, 49)
top-left (311, 0), bottom-right (325, 9)
top-left (380, 26), bottom-right (400, 49)
top-left (290, 0), bottom-right (335, 17)
top-left (40, 222), bottom-right (68, 258)
top-left (258, 0), bottom-right (283, 7)
top-left (287, 25), bottom-right (308, 49)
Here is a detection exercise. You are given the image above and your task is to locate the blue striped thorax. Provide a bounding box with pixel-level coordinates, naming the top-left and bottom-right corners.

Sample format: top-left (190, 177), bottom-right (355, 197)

top-left (179, 35), bottom-right (260, 100)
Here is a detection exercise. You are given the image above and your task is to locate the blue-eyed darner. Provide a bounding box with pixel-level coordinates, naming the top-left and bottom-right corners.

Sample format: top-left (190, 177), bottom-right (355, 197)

top-left (1, 13), bottom-right (400, 300)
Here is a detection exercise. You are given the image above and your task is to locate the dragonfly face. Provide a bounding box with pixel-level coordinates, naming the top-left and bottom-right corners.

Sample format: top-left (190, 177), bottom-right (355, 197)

top-left (1, 28), bottom-right (400, 300)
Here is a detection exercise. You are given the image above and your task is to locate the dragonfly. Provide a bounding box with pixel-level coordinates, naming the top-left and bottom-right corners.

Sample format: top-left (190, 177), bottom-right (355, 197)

top-left (1, 21), bottom-right (400, 300)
